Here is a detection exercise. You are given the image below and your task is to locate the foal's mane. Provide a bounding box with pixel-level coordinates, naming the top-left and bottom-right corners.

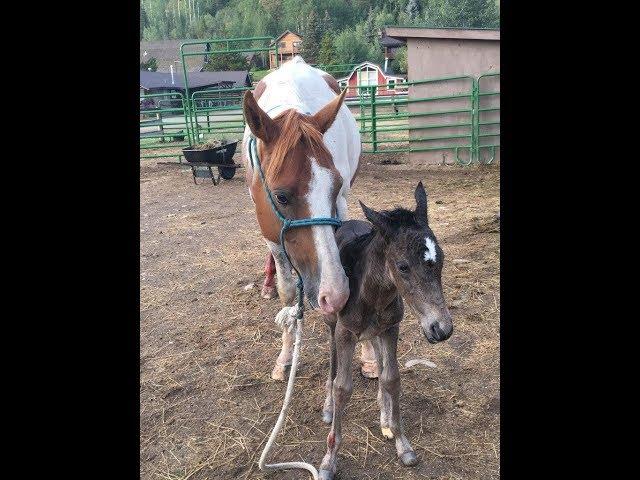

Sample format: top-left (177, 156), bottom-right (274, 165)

top-left (376, 207), bottom-right (422, 232)
top-left (264, 109), bottom-right (331, 181)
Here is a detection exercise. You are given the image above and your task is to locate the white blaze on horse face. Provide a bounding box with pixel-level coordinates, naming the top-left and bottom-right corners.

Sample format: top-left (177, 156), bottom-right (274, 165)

top-left (306, 158), bottom-right (349, 304)
top-left (424, 237), bottom-right (437, 262)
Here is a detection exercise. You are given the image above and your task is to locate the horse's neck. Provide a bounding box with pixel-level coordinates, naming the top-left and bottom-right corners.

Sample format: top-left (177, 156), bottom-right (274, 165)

top-left (358, 235), bottom-right (398, 309)
top-left (259, 66), bottom-right (329, 116)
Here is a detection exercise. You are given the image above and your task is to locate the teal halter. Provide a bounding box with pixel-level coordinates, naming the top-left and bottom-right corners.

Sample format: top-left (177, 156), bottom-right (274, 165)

top-left (248, 134), bottom-right (342, 310)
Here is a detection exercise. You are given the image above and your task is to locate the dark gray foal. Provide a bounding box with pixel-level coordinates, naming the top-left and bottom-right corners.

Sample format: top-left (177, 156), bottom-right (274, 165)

top-left (319, 182), bottom-right (453, 480)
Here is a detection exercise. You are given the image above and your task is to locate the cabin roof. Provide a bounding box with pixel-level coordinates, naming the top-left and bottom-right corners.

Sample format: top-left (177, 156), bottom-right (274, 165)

top-left (270, 30), bottom-right (303, 44)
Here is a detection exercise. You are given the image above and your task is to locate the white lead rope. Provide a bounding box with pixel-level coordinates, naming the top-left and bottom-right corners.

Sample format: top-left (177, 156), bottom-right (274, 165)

top-left (258, 317), bottom-right (319, 479)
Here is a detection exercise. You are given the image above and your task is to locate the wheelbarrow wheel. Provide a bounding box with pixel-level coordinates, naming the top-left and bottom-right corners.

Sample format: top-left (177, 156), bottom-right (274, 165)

top-left (218, 166), bottom-right (236, 180)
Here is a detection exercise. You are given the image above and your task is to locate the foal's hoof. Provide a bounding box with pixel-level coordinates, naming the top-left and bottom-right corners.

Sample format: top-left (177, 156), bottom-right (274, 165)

top-left (321, 409), bottom-right (333, 424)
top-left (271, 363), bottom-right (290, 381)
top-left (381, 427), bottom-right (394, 439)
top-left (399, 450), bottom-right (419, 467)
top-left (360, 361), bottom-right (379, 379)
top-left (261, 285), bottom-right (277, 299)
top-left (319, 469), bottom-right (335, 480)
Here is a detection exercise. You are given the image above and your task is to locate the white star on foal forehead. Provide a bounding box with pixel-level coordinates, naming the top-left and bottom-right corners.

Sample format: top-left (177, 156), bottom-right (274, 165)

top-left (424, 237), bottom-right (437, 262)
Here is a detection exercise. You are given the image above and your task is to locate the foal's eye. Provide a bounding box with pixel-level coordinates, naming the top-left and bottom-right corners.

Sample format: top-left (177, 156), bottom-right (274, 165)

top-left (397, 262), bottom-right (410, 274)
top-left (275, 193), bottom-right (289, 205)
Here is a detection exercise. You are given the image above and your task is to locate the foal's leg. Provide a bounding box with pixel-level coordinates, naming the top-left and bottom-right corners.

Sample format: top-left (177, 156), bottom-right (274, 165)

top-left (266, 241), bottom-right (297, 381)
top-left (319, 324), bottom-right (356, 480)
top-left (378, 325), bottom-right (418, 467)
top-left (373, 337), bottom-right (391, 437)
top-left (360, 340), bottom-right (379, 379)
top-left (322, 321), bottom-right (337, 424)
top-left (261, 250), bottom-right (277, 299)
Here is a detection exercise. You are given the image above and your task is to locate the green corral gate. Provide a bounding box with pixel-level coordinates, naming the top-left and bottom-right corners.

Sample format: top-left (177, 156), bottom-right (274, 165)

top-left (139, 38), bottom-right (499, 165)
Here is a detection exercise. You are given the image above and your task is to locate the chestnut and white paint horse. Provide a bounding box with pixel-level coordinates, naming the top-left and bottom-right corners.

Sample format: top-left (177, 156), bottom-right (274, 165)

top-left (242, 56), bottom-right (378, 380)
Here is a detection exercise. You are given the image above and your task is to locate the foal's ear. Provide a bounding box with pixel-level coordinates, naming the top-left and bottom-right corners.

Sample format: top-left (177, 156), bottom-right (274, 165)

top-left (360, 201), bottom-right (391, 238)
top-left (312, 88), bottom-right (347, 134)
top-left (243, 90), bottom-right (278, 143)
top-left (414, 181), bottom-right (428, 225)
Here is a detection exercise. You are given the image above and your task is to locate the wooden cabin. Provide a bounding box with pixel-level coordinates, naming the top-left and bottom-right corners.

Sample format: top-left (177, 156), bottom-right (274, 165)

top-left (269, 31), bottom-right (303, 68)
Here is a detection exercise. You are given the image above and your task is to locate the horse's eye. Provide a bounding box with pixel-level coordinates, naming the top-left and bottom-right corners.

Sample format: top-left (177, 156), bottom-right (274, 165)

top-left (397, 262), bottom-right (410, 274)
top-left (275, 193), bottom-right (289, 205)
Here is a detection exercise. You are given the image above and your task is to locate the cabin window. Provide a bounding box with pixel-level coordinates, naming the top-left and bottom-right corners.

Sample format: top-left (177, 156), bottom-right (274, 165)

top-left (293, 41), bottom-right (301, 48)
top-left (279, 41), bottom-right (286, 49)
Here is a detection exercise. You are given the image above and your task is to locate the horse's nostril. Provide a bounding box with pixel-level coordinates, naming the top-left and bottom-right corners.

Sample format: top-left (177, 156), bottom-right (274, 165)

top-left (318, 295), bottom-right (330, 311)
top-left (431, 323), bottom-right (448, 341)
top-left (430, 323), bottom-right (441, 340)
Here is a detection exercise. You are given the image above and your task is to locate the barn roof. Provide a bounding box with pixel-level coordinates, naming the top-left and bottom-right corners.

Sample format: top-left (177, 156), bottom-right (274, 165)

top-left (140, 39), bottom-right (208, 72)
top-left (140, 70), bottom-right (251, 91)
top-left (336, 62), bottom-right (407, 82)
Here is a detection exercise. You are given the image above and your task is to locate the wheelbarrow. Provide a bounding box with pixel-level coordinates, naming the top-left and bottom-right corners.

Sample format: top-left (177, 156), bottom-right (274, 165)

top-left (182, 140), bottom-right (242, 185)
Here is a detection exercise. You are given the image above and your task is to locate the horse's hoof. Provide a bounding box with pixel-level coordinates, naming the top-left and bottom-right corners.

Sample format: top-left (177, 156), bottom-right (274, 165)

top-left (381, 427), bottom-right (394, 439)
top-left (399, 450), bottom-right (418, 467)
top-left (319, 469), bottom-right (335, 480)
top-left (261, 285), bottom-right (277, 299)
top-left (271, 363), bottom-right (290, 381)
top-left (321, 410), bottom-right (333, 424)
top-left (360, 361), bottom-right (379, 379)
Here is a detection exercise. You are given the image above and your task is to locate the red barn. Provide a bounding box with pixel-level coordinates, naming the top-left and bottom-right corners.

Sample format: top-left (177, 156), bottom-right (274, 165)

top-left (336, 62), bottom-right (407, 99)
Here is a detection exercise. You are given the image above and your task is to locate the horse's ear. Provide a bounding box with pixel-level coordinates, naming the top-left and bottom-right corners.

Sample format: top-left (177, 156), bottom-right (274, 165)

top-left (243, 90), bottom-right (278, 143)
top-left (312, 88), bottom-right (347, 134)
top-left (360, 201), bottom-right (391, 238)
top-left (414, 181), bottom-right (428, 225)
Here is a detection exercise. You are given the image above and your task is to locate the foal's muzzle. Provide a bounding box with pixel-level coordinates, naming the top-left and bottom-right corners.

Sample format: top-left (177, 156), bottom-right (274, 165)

top-left (423, 320), bottom-right (453, 343)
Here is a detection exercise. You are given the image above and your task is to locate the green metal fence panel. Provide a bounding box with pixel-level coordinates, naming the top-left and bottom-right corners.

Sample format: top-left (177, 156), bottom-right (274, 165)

top-left (180, 37), bottom-right (278, 147)
top-left (139, 91), bottom-right (191, 161)
top-left (139, 34), bottom-right (499, 166)
top-left (190, 86), bottom-right (252, 143)
top-left (477, 73), bottom-right (500, 164)
top-left (345, 72), bottom-right (499, 165)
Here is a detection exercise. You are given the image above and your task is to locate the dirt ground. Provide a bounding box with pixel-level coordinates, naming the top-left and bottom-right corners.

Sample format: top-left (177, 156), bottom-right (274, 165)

top-left (140, 153), bottom-right (500, 480)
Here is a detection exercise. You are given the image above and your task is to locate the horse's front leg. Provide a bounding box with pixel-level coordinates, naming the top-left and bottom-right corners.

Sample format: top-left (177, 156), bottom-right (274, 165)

top-left (378, 324), bottom-right (418, 467)
top-left (266, 241), bottom-right (297, 381)
top-left (261, 250), bottom-right (277, 299)
top-left (319, 323), bottom-right (356, 480)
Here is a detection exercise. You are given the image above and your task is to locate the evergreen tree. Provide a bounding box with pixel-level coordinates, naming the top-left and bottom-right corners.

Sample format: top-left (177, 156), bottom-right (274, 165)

top-left (317, 33), bottom-right (335, 66)
top-left (140, 57), bottom-right (158, 71)
top-left (301, 9), bottom-right (321, 63)
top-left (364, 6), bottom-right (377, 45)
top-left (202, 52), bottom-right (248, 71)
top-left (322, 9), bottom-right (334, 33)
top-left (140, 3), bottom-right (149, 41)
top-left (405, 0), bottom-right (421, 20)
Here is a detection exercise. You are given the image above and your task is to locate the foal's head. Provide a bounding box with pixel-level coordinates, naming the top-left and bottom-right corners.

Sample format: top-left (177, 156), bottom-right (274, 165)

top-left (360, 182), bottom-right (453, 343)
top-left (243, 90), bottom-right (349, 314)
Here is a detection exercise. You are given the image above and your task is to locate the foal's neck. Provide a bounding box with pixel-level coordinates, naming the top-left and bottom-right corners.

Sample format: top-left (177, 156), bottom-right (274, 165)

top-left (359, 233), bottom-right (398, 310)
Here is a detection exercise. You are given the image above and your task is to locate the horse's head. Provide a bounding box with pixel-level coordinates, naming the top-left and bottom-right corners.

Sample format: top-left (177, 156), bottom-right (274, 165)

top-left (243, 90), bottom-right (349, 314)
top-left (360, 182), bottom-right (453, 343)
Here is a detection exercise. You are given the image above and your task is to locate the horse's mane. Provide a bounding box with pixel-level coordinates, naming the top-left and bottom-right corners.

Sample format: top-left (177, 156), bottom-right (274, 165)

top-left (264, 109), bottom-right (330, 181)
